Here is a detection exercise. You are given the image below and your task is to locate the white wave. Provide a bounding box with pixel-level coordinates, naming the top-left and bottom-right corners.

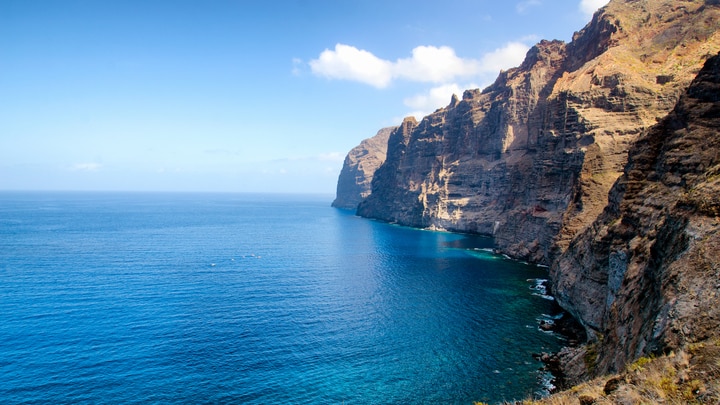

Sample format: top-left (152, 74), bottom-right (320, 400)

top-left (536, 370), bottom-right (557, 398)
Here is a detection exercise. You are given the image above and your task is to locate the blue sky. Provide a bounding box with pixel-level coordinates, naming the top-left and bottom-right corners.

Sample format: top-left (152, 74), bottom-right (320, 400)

top-left (0, 0), bottom-right (608, 194)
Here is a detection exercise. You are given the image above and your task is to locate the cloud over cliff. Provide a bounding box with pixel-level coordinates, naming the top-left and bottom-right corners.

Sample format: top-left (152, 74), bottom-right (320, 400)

top-left (309, 41), bottom-right (530, 119)
top-left (579, 0), bottom-right (609, 16)
top-left (309, 42), bottom-right (529, 89)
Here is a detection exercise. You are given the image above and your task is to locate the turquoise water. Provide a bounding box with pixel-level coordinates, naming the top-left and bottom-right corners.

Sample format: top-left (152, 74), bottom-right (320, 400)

top-left (0, 192), bottom-right (563, 404)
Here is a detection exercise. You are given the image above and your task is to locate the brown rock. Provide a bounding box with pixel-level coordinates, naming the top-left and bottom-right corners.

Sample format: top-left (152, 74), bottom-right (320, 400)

top-left (354, 0), bottom-right (720, 265)
top-left (552, 52), bottom-right (720, 377)
top-left (578, 395), bottom-right (595, 405)
top-left (339, 0), bottom-right (720, 390)
top-left (603, 376), bottom-right (623, 394)
top-left (332, 126), bottom-right (395, 210)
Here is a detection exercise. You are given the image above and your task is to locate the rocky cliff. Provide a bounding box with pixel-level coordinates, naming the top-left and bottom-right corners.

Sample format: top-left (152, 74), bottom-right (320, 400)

top-left (332, 126), bottom-right (395, 210)
top-left (551, 51), bottom-right (720, 379)
top-left (354, 0), bottom-right (720, 265)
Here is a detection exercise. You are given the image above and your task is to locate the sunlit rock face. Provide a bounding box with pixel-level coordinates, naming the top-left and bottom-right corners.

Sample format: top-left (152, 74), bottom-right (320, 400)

top-left (355, 0), bottom-right (720, 264)
top-left (552, 52), bottom-right (720, 377)
top-left (332, 126), bottom-right (395, 210)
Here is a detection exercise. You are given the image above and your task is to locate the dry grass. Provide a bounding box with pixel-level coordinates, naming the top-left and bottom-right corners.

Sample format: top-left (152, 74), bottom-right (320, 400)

top-left (510, 338), bottom-right (720, 405)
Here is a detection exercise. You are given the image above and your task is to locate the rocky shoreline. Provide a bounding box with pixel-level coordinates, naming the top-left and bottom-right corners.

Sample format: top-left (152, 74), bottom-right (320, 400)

top-left (335, 0), bottom-right (720, 399)
top-left (531, 287), bottom-right (587, 394)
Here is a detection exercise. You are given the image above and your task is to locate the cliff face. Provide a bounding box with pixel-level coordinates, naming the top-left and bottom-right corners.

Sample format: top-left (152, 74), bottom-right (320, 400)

top-left (356, 0), bottom-right (720, 264)
top-left (552, 52), bottom-right (720, 376)
top-left (332, 126), bottom-right (395, 210)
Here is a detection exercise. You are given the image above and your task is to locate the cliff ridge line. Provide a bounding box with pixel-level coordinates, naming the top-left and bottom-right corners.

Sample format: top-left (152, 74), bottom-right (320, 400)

top-left (332, 125), bottom-right (396, 210)
top-left (348, 0), bottom-right (719, 265)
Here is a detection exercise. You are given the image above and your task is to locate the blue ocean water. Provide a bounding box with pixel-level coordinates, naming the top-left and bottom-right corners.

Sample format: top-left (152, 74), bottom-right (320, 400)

top-left (0, 192), bottom-right (563, 404)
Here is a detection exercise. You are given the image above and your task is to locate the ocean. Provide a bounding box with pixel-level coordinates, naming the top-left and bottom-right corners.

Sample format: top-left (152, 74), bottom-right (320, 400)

top-left (0, 192), bottom-right (563, 404)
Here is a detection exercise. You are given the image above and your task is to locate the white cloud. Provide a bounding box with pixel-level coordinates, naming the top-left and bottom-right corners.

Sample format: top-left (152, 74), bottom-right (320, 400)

top-left (579, 0), bottom-right (609, 16)
top-left (309, 41), bottom-right (533, 123)
top-left (309, 44), bottom-right (393, 88)
top-left (308, 41), bottom-right (530, 89)
top-left (399, 42), bottom-right (530, 119)
top-left (516, 0), bottom-right (542, 14)
top-left (70, 163), bottom-right (102, 171)
top-left (479, 41), bottom-right (530, 74)
top-left (403, 83), bottom-right (471, 118)
top-left (394, 46), bottom-right (480, 83)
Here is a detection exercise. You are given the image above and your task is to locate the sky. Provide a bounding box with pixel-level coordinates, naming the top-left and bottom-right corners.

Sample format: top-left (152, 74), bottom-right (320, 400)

top-left (0, 0), bottom-right (609, 194)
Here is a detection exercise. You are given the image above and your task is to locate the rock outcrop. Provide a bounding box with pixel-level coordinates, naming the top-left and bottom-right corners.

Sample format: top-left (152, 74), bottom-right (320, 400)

top-left (332, 126), bottom-right (395, 210)
top-left (551, 51), bottom-right (720, 378)
top-left (355, 0), bottom-right (720, 265)
top-left (340, 0), bottom-right (720, 391)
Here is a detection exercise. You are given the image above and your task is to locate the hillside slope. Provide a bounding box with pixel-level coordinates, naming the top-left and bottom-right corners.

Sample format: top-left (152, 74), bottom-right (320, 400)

top-left (551, 51), bottom-right (720, 381)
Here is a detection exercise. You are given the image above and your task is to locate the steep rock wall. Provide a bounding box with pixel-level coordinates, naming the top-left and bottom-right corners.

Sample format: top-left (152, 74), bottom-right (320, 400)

top-left (332, 126), bottom-right (395, 210)
top-left (551, 52), bottom-right (720, 376)
top-left (356, 0), bottom-right (720, 264)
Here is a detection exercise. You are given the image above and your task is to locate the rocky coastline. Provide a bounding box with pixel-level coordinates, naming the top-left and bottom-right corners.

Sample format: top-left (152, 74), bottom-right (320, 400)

top-left (533, 299), bottom-right (588, 393)
top-left (351, 0), bottom-right (720, 266)
top-left (334, 0), bottom-right (720, 401)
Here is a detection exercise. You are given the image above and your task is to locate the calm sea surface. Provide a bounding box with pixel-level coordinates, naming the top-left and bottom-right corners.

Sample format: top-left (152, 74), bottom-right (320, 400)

top-left (0, 192), bottom-right (563, 404)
